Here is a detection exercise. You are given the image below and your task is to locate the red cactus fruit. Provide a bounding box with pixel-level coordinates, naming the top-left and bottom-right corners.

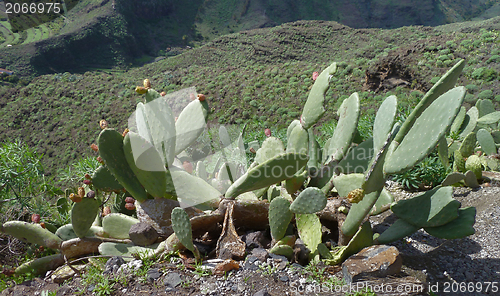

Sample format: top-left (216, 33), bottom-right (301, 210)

top-left (83, 179), bottom-right (92, 185)
top-left (97, 156), bottom-right (105, 165)
top-left (31, 214), bottom-right (41, 223)
top-left (85, 173), bottom-right (92, 180)
top-left (90, 144), bottom-right (99, 152)
top-left (125, 202), bottom-right (136, 210)
top-left (264, 128), bottom-right (271, 137)
top-left (125, 196), bottom-right (135, 204)
top-left (183, 161), bottom-right (193, 174)
top-left (312, 71), bottom-right (319, 81)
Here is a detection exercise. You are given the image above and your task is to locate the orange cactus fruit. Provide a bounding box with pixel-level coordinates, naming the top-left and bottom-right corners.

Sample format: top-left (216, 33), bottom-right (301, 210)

top-left (122, 128), bottom-right (130, 137)
top-left (97, 156), bottom-right (105, 165)
top-left (143, 79), bottom-right (151, 89)
top-left (78, 187), bottom-right (85, 198)
top-left (99, 119), bottom-right (108, 129)
top-left (347, 188), bottom-right (365, 204)
top-left (102, 206), bottom-right (111, 217)
top-left (125, 202), bottom-right (136, 210)
top-left (160, 91), bottom-right (166, 96)
top-left (40, 222), bottom-right (46, 229)
top-left (70, 193), bottom-right (82, 203)
top-left (135, 86), bottom-right (148, 94)
top-left (197, 94), bottom-right (206, 101)
top-left (125, 196), bottom-right (135, 203)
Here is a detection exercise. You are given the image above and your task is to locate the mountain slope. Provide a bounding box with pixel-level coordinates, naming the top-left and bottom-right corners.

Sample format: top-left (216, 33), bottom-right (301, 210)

top-left (1, 17), bottom-right (500, 178)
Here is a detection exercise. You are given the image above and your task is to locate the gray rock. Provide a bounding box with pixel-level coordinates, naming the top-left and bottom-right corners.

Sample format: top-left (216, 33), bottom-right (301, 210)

top-left (104, 256), bottom-right (126, 274)
top-left (164, 272), bottom-right (182, 287)
top-left (253, 289), bottom-right (271, 296)
top-left (129, 222), bottom-right (159, 246)
top-left (342, 245), bottom-right (402, 285)
top-left (147, 268), bottom-right (162, 282)
top-left (250, 248), bottom-right (269, 262)
top-left (242, 230), bottom-right (270, 248)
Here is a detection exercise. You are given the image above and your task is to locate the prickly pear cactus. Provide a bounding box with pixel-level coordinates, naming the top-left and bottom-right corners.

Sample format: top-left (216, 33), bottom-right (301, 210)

top-left (269, 197), bottom-right (293, 241)
top-left (171, 207), bottom-right (195, 253)
top-left (296, 213), bottom-right (322, 254)
top-left (465, 155), bottom-right (483, 179)
top-left (301, 62), bottom-right (337, 129)
top-left (289, 187), bottom-right (327, 214)
top-left (71, 198), bottom-right (100, 238)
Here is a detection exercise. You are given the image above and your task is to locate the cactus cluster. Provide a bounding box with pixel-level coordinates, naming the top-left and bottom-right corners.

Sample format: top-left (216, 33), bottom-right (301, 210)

top-left (0, 59), bottom-right (480, 275)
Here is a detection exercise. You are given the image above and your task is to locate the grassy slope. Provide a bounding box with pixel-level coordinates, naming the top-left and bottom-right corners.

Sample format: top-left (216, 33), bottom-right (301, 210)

top-left (1, 17), bottom-right (500, 178)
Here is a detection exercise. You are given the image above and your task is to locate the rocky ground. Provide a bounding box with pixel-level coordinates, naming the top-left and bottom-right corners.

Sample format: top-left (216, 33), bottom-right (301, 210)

top-left (0, 181), bottom-right (499, 296)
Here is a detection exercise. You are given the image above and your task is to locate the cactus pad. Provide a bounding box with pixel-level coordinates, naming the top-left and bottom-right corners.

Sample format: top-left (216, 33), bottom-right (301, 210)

top-left (459, 132), bottom-right (477, 158)
top-left (98, 242), bottom-right (156, 260)
top-left (255, 137), bottom-right (285, 164)
top-left (225, 152), bottom-right (308, 199)
top-left (325, 92), bottom-right (360, 163)
top-left (375, 219), bottom-right (420, 244)
top-left (384, 87), bottom-right (465, 175)
top-left (171, 170), bottom-right (222, 208)
top-left (1, 221), bottom-right (62, 249)
top-left (394, 59), bottom-right (465, 144)
top-left (71, 198), bottom-right (100, 238)
top-left (338, 138), bottom-right (374, 174)
top-left (171, 207), bottom-right (195, 252)
top-left (423, 207), bottom-right (476, 239)
top-left (441, 172), bottom-right (466, 186)
top-left (450, 106), bottom-right (466, 134)
top-left (296, 213), bottom-right (322, 253)
top-left (175, 100), bottom-right (208, 155)
top-left (464, 170), bottom-right (480, 188)
top-left (15, 254), bottom-right (65, 275)
top-left (373, 95), bottom-right (397, 153)
top-left (123, 132), bottom-right (168, 198)
top-left (269, 197), bottom-right (293, 241)
top-left (287, 123), bottom-right (309, 155)
top-left (391, 186), bottom-right (460, 227)
top-left (477, 129), bottom-right (497, 155)
top-left (98, 129), bottom-right (149, 202)
top-left (290, 187), bottom-right (327, 214)
top-left (301, 62), bottom-right (337, 129)
top-left (92, 165), bottom-right (124, 192)
top-left (459, 107), bottom-right (478, 139)
top-left (102, 213), bottom-right (140, 239)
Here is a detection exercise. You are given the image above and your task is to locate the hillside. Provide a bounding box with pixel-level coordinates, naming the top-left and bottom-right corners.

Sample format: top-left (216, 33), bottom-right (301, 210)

top-left (0, 0), bottom-right (499, 79)
top-left (1, 16), bottom-right (500, 180)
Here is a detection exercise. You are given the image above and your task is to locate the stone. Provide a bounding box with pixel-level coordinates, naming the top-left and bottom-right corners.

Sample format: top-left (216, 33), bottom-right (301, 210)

top-left (250, 248), bottom-right (269, 262)
top-left (129, 222), bottom-right (159, 246)
top-left (147, 268), bottom-right (162, 282)
top-left (241, 230), bottom-right (270, 248)
top-left (342, 245), bottom-right (402, 284)
top-left (164, 272), bottom-right (182, 287)
top-left (253, 289), bottom-right (271, 296)
top-left (117, 259), bottom-right (143, 274)
top-left (104, 256), bottom-right (126, 274)
top-left (51, 264), bottom-right (86, 283)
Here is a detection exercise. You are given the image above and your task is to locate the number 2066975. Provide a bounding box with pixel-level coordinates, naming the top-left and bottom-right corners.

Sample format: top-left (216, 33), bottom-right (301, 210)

top-left (5, 2), bottom-right (62, 14)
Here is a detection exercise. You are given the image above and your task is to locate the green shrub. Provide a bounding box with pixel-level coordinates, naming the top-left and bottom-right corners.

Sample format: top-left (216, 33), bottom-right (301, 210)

top-left (486, 55), bottom-right (500, 64)
top-left (430, 77), bottom-right (440, 84)
top-left (466, 84), bottom-right (478, 93)
top-left (478, 89), bottom-right (494, 100)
